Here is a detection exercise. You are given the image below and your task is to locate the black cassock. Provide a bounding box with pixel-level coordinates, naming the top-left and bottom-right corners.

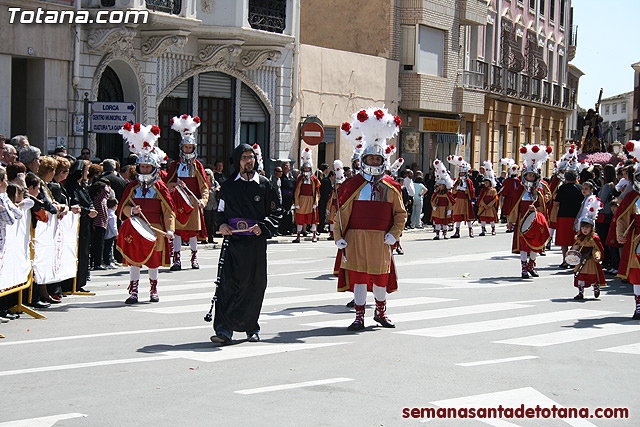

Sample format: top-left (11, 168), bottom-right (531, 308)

top-left (214, 174), bottom-right (282, 334)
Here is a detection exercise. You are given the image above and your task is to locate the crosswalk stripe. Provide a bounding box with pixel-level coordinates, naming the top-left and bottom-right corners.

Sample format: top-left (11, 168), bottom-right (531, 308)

top-left (597, 342), bottom-right (640, 355)
top-left (94, 285), bottom-right (304, 298)
top-left (0, 413), bottom-right (88, 427)
top-left (495, 321), bottom-right (640, 347)
top-left (234, 377), bottom-right (353, 395)
top-left (456, 355), bottom-right (539, 367)
top-left (396, 309), bottom-right (616, 338)
top-left (136, 295), bottom-right (455, 315)
top-left (304, 302), bottom-right (528, 328)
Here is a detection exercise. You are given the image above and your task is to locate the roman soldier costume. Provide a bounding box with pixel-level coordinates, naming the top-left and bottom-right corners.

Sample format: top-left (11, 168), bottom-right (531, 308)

top-left (166, 114), bottom-right (210, 270)
top-left (615, 141), bottom-right (640, 319)
top-left (334, 106), bottom-right (407, 331)
top-left (431, 159), bottom-right (455, 240)
top-left (447, 155), bottom-right (475, 238)
top-left (326, 159), bottom-right (346, 241)
top-left (117, 123), bottom-right (175, 304)
top-left (572, 196), bottom-right (605, 300)
top-left (507, 144), bottom-right (552, 279)
top-left (547, 145), bottom-right (578, 248)
top-left (477, 160), bottom-right (499, 236)
top-left (499, 158), bottom-right (520, 232)
top-left (293, 147), bottom-right (321, 243)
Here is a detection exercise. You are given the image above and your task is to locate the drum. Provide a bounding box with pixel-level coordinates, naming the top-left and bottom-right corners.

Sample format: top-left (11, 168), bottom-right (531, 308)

top-left (520, 210), bottom-right (550, 248)
top-left (565, 250), bottom-right (581, 266)
top-left (172, 185), bottom-right (194, 225)
top-left (117, 216), bottom-right (157, 265)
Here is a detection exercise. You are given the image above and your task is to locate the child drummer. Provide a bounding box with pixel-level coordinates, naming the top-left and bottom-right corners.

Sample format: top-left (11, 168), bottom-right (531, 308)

top-left (571, 197), bottom-right (606, 300)
top-left (431, 159), bottom-right (455, 240)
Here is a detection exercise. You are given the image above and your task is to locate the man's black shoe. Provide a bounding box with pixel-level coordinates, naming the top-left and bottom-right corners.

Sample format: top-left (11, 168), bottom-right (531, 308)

top-left (210, 334), bottom-right (232, 345)
top-left (33, 301), bottom-right (51, 309)
top-left (346, 299), bottom-right (355, 308)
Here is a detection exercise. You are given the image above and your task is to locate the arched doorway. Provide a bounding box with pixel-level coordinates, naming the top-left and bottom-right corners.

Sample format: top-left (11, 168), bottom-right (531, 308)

top-left (96, 66), bottom-right (124, 160)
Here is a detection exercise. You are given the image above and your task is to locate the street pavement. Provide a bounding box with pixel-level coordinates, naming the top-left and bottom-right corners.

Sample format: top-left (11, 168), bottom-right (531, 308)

top-left (0, 225), bottom-right (638, 426)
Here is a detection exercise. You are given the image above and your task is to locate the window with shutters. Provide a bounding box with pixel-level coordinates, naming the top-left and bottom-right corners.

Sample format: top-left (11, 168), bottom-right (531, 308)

top-left (417, 25), bottom-right (445, 77)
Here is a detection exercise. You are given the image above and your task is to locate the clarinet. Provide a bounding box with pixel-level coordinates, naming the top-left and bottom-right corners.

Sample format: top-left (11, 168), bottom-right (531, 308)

top-left (204, 235), bottom-right (230, 322)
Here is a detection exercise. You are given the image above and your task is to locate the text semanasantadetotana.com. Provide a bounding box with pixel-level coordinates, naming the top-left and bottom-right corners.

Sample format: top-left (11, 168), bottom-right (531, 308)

top-left (7, 7), bottom-right (149, 25)
top-left (402, 405), bottom-right (629, 420)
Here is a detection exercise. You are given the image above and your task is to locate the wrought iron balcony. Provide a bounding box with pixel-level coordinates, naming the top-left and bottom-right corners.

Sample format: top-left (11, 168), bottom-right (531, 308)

top-left (490, 65), bottom-right (503, 93)
top-left (542, 81), bottom-right (551, 104)
top-left (505, 70), bottom-right (518, 97)
top-left (531, 79), bottom-right (541, 102)
top-left (553, 84), bottom-right (561, 106)
top-left (248, 0), bottom-right (286, 34)
top-left (520, 75), bottom-right (530, 99)
top-left (145, 0), bottom-right (182, 14)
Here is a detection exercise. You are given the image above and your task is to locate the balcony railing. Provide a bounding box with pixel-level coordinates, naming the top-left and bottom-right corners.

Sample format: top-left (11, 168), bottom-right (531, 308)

top-left (505, 71), bottom-right (518, 96)
top-left (520, 75), bottom-right (530, 99)
top-left (461, 63), bottom-right (574, 109)
top-left (490, 65), bottom-right (503, 93)
top-left (531, 79), bottom-right (541, 101)
top-left (145, 0), bottom-right (182, 14)
top-left (542, 81), bottom-right (551, 104)
top-left (553, 84), bottom-right (561, 106)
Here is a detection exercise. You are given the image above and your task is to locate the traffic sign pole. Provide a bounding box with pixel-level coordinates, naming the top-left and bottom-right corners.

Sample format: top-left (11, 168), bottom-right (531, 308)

top-left (83, 93), bottom-right (89, 150)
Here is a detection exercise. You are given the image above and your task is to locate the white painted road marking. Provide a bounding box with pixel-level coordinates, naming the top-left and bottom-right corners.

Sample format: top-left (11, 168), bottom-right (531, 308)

top-left (396, 309), bottom-right (616, 338)
top-left (0, 413), bottom-right (87, 427)
top-left (430, 387), bottom-right (597, 427)
top-left (234, 377), bottom-right (353, 395)
top-left (456, 355), bottom-right (539, 367)
top-left (304, 302), bottom-right (530, 328)
top-left (496, 321), bottom-right (640, 347)
top-left (597, 342), bottom-right (640, 355)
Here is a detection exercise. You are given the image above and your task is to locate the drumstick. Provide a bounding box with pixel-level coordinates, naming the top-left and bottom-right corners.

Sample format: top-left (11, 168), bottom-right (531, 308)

top-left (178, 180), bottom-right (200, 204)
top-left (138, 211), bottom-right (168, 237)
top-left (623, 220), bottom-right (635, 238)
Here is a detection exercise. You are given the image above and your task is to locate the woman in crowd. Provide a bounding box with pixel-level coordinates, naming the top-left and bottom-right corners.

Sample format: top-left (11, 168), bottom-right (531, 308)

top-left (89, 179), bottom-right (111, 270)
top-left (65, 160), bottom-right (98, 292)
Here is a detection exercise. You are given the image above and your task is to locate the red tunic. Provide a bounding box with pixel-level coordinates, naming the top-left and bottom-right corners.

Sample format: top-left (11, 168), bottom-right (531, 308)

top-left (500, 176), bottom-right (520, 218)
top-left (451, 178), bottom-right (475, 222)
top-left (164, 160), bottom-right (209, 240)
top-left (615, 190), bottom-right (640, 283)
top-left (508, 185), bottom-right (549, 253)
top-left (573, 233), bottom-right (606, 288)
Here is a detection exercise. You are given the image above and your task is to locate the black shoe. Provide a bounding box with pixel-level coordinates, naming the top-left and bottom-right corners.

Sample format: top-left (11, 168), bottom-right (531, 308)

top-left (210, 334), bottom-right (232, 345)
top-left (93, 265), bottom-right (107, 271)
top-left (347, 320), bottom-right (365, 331)
top-left (540, 251), bottom-right (547, 256)
top-left (479, 232), bottom-right (486, 236)
top-left (395, 248), bottom-right (404, 255)
top-left (594, 289), bottom-right (600, 299)
top-left (373, 314), bottom-right (395, 328)
top-left (521, 271), bottom-right (529, 279)
top-left (33, 301), bottom-right (51, 309)
top-left (574, 293), bottom-right (584, 300)
top-left (77, 287), bottom-right (89, 293)
top-left (346, 299), bottom-right (355, 308)
top-left (149, 295), bottom-right (159, 303)
top-left (170, 263), bottom-right (181, 271)
top-left (529, 270), bottom-right (539, 278)
top-left (633, 312), bottom-right (640, 320)
top-left (246, 332), bottom-right (260, 342)
top-left (433, 236), bottom-right (440, 240)
top-left (125, 296), bottom-right (138, 305)
top-left (559, 263), bottom-right (570, 269)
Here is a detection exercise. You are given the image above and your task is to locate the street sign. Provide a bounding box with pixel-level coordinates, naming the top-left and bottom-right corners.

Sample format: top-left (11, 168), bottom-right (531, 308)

top-left (92, 102), bottom-right (136, 113)
top-left (301, 121), bottom-right (324, 146)
top-left (91, 112), bottom-right (135, 134)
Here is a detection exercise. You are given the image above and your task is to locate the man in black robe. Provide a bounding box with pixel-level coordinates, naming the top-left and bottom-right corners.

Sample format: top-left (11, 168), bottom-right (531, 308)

top-left (211, 144), bottom-right (282, 344)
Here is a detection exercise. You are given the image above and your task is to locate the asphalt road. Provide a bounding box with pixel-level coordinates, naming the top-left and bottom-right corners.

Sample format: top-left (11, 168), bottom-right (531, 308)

top-left (0, 225), bottom-right (637, 426)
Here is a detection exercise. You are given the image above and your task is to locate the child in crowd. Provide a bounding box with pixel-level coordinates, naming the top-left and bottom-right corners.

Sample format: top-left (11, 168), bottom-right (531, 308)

top-left (103, 198), bottom-right (119, 269)
top-left (430, 180), bottom-right (454, 240)
top-left (606, 198), bottom-right (621, 274)
top-left (572, 198), bottom-right (606, 300)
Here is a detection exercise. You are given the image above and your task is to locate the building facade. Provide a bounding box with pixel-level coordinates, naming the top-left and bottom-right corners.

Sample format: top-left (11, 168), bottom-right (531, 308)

top-left (459, 0), bottom-right (578, 177)
top-left (2, 0), bottom-right (300, 172)
top-left (633, 61), bottom-right (640, 141)
top-left (600, 91), bottom-right (634, 144)
top-left (0, 0), bottom-right (75, 152)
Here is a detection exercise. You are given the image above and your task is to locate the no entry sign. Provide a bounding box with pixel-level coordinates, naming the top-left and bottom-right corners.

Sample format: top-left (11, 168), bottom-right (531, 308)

top-left (301, 121), bottom-right (324, 146)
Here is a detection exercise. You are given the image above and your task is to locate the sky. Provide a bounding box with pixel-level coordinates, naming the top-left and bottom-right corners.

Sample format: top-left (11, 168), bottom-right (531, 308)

top-left (571, 0), bottom-right (640, 107)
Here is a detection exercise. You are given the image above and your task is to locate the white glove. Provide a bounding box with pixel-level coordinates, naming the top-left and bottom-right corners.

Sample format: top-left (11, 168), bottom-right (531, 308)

top-left (335, 239), bottom-right (348, 249)
top-left (433, 206), bottom-right (437, 211)
top-left (447, 210), bottom-right (452, 215)
top-left (384, 233), bottom-right (397, 245)
top-left (165, 230), bottom-right (174, 240)
top-left (312, 205), bottom-right (317, 209)
top-left (22, 198), bottom-right (35, 209)
top-left (295, 205), bottom-right (300, 209)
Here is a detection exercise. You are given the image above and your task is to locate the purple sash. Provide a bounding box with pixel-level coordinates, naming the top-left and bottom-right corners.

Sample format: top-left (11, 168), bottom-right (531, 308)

top-left (228, 217), bottom-right (259, 235)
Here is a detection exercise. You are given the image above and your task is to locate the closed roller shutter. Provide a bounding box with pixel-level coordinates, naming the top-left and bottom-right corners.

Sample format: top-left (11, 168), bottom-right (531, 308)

top-left (240, 85), bottom-right (266, 122)
top-left (167, 80), bottom-right (189, 98)
top-left (199, 72), bottom-right (232, 98)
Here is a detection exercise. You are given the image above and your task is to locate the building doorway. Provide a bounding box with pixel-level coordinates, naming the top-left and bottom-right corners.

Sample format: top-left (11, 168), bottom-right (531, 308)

top-left (96, 66), bottom-right (124, 161)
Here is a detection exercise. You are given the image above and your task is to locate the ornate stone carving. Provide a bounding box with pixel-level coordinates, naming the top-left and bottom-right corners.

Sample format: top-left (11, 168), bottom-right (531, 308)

top-left (201, 0), bottom-right (214, 13)
top-left (239, 49), bottom-right (281, 71)
top-left (197, 43), bottom-right (242, 64)
top-left (141, 33), bottom-right (188, 58)
top-left (87, 27), bottom-right (136, 55)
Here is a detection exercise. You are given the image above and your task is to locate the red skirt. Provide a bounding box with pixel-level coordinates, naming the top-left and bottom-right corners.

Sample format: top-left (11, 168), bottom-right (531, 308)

top-left (574, 270), bottom-right (606, 288)
top-left (554, 217), bottom-right (576, 246)
top-left (295, 211), bottom-right (319, 225)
